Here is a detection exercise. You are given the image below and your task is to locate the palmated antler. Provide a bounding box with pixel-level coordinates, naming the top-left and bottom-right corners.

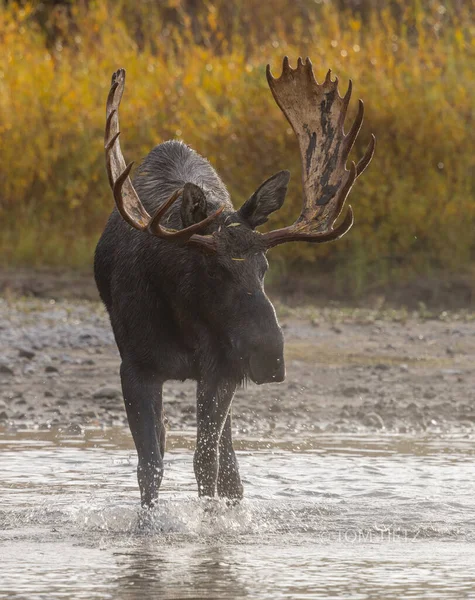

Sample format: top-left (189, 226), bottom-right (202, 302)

top-left (104, 68), bottom-right (223, 251)
top-left (262, 57), bottom-right (375, 248)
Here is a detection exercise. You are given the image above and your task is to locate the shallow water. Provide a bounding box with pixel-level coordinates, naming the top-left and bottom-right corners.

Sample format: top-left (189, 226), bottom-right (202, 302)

top-left (1, 429), bottom-right (474, 599)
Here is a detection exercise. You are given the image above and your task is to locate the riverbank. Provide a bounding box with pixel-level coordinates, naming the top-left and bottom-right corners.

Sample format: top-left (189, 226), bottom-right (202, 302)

top-left (1, 297), bottom-right (474, 436)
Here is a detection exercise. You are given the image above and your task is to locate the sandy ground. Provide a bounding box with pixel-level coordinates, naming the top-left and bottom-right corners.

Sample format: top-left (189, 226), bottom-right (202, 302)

top-left (1, 297), bottom-right (475, 437)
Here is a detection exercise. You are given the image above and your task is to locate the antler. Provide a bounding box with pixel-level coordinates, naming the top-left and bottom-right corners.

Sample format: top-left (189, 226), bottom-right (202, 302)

top-left (104, 68), bottom-right (223, 250)
top-left (262, 57), bottom-right (375, 248)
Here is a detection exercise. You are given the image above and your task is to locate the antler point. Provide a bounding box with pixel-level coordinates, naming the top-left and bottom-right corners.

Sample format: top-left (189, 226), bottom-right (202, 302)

top-left (105, 130), bottom-right (120, 151)
top-left (266, 64), bottom-right (275, 81)
top-left (282, 56), bottom-right (291, 74)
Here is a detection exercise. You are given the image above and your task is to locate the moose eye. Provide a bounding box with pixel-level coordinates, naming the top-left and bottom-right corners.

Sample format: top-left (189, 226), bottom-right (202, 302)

top-left (206, 263), bottom-right (229, 282)
top-left (206, 266), bottom-right (220, 280)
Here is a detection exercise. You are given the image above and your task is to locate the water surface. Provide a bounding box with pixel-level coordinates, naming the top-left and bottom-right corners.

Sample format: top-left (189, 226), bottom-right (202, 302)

top-left (1, 429), bottom-right (474, 599)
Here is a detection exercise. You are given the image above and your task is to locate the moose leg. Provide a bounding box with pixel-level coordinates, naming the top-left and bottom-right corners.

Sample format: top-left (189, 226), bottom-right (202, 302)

top-left (158, 414), bottom-right (166, 460)
top-left (120, 361), bottom-right (165, 508)
top-left (217, 411), bottom-right (243, 500)
top-left (194, 380), bottom-right (236, 497)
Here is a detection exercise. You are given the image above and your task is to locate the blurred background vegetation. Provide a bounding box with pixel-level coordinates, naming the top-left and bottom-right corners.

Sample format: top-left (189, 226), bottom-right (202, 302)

top-left (0, 0), bottom-right (474, 298)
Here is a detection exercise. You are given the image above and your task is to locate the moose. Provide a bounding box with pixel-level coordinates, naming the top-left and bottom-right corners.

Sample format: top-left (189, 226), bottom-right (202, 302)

top-left (94, 57), bottom-right (375, 507)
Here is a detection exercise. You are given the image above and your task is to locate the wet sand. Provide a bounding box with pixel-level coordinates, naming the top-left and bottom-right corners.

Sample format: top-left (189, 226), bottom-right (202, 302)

top-left (1, 298), bottom-right (475, 436)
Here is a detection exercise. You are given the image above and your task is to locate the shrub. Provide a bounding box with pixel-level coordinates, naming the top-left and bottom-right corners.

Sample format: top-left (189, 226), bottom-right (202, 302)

top-left (0, 1), bottom-right (473, 294)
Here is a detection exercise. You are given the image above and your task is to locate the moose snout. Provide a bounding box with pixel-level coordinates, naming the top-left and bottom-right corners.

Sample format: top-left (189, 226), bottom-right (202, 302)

top-left (249, 352), bottom-right (286, 384)
top-left (248, 325), bottom-right (286, 384)
top-left (230, 329), bottom-right (285, 384)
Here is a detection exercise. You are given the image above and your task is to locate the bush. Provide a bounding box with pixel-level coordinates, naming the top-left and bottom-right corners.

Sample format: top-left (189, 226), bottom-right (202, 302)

top-left (0, 1), bottom-right (473, 295)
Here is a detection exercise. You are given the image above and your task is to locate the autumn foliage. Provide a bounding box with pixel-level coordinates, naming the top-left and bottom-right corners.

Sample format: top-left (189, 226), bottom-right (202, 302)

top-left (0, 1), bottom-right (473, 294)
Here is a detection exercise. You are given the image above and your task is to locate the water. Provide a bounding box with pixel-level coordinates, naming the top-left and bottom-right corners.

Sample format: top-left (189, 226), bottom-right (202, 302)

top-left (1, 428), bottom-right (474, 599)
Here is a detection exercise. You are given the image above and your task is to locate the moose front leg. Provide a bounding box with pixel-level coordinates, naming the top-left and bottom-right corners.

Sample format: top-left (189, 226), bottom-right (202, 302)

top-left (217, 411), bottom-right (243, 500)
top-left (120, 362), bottom-right (165, 508)
top-left (194, 379), bottom-right (237, 497)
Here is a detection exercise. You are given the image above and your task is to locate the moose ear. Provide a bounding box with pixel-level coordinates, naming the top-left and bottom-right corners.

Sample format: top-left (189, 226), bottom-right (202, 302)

top-left (180, 182), bottom-right (211, 227)
top-left (238, 170), bottom-right (290, 228)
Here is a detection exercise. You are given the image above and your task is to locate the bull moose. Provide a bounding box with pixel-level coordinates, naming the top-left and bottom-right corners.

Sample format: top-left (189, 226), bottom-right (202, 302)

top-left (94, 57), bottom-right (375, 507)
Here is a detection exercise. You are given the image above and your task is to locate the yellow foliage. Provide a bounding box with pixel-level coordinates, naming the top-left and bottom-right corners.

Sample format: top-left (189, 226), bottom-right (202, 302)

top-left (0, 0), bottom-right (474, 293)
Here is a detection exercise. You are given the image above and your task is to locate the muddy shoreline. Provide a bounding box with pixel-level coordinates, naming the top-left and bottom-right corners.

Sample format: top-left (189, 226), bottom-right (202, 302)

top-left (1, 297), bottom-right (475, 437)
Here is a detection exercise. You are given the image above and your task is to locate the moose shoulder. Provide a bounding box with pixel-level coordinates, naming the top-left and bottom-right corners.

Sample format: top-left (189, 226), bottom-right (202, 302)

top-left (94, 58), bottom-right (375, 507)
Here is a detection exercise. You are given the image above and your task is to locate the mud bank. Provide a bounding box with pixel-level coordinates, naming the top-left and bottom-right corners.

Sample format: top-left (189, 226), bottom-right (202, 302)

top-left (1, 298), bottom-right (475, 436)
